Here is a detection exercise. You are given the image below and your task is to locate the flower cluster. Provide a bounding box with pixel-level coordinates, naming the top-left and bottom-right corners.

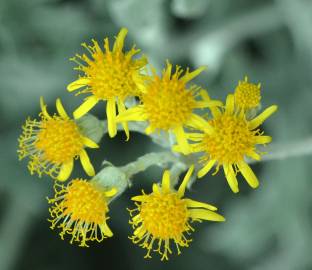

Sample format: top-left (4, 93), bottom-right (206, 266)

top-left (18, 28), bottom-right (277, 260)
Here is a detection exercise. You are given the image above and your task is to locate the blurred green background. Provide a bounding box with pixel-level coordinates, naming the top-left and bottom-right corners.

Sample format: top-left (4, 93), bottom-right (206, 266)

top-left (1, 0), bottom-right (312, 269)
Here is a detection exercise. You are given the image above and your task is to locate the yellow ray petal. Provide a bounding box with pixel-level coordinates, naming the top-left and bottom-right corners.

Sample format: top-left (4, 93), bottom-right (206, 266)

top-left (199, 89), bottom-right (222, 118)
top-left (185, 198), bottom-right (217, 211)
top-left (145, 125), bottom-right (154, 134)
top-left (82, 136), bottom-right (99, 148)
top-left (104, 187), bottom-right (118, 197)
top-left (106, 98), bottom-right (117, 138)
top-left (40, 96), bottom-right (51, 119)
top-left (131, 195), bottom-right (148, 202)
top-left (164, 60), bottom-right (172, 79)
top-left (181, 66), bottom-right (206, 83)
top-left (100, 223), bottom-right (113, 237)
top-left (57, 160), bottom-right (74, 181)
top-left (237, 161), bottom-right (259, 188)
top-left (132, 214), bottom-right (141, 224)
top-left (133, 226), bottom-right (142, 236)
top-left (171, 144), bottom-right (183, 153)
top-left (126, 46), bottom-right (140, 60)
top-left (188, 144), bottom-right (204, 153)
top-left (177, 165), bottom-right (194, 197)
top-left (189, 209), bottom-right (225, 222)
top-left (113, 27), bottom-right (128, 53)
top-left (194, 100), bottom-right (223, 109)
top-left (67, 78), bottom-right (91, 92)
top-left (133, 73), bottom-right (147, 92)
top-left (249, 105), bottom-right (278, 130)
top-left (246, 151), bottom-right (261, 161)
top-left (152, 183), bottom-right (160, 193)
top-left (56, 98), bottom-right (69, 119)
top-left (173, 126), bottom-right (189, 155)
top-left (225, 94), bottom-right (234, 114)
top-left (133, 226), bottom-right (145, 238)
top-left (198, 160), bottom-right (216, 178)
top-left (79, 149), bottom-right (95, 176)
top-left (186, 113), bottom-right (214, 134)
top-left (199, 89), bottom-right (211, 101)
top-left (117, 98), bottom-right (130, 140)
top-left (116, 106), bottom-right (146, 122)
top-left (161, 170), bottom-right (171, 192)
top-left (255, 135), bottom-right (272, 144)
top-left (185, 132), bottom-right (205, 141)
top-left (104, 37), bottom-right (110, 53)
top-left (73, 96), bottom-right (98, 119)
top-left (223, 164), bottom-right (239, 193)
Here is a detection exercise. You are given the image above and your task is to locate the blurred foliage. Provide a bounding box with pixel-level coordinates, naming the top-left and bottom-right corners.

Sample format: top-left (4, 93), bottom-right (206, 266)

top-left (1, 0), bottom-right (312, 269)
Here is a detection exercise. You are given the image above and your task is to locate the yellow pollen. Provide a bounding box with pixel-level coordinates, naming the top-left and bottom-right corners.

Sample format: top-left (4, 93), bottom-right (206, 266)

top-left (81, 43), bottom-right (138, 100)
top-left (142, 72), bottom-right (196, 130)
top-left (201, 114), bottom-right (256, 164)
top-left (62, 180), bottom-right (108, 224)
top-left (35, 117), bottom-right (84, 164)
top-left (234, 78), bottom-right (261, 110)
top-left (139, 192), bottom-right (188, 239)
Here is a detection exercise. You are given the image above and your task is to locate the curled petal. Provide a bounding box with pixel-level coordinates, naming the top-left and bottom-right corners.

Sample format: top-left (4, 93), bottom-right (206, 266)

top-left (189, 209), bottom-right (225, 222)
top-left (80, 149), bottom-right (95, 176)
top-left (249, 105), bottom-right (278, 130)
top-left (223, 164), bottom-right (239, 193)
top-left (67, 78), bottom-right (91, 92)
top-left (40, 96), bottom-right (51, 119)
top-left (73, 96), bottom-right (98, 119)
top-left (177, 165), bottom-right (194, 197)
top-left (237, 161), bottom-right (259, 189)
top-left (198, 160), bottom-right (216, 178)
top-left (56, 98), bottom-right (69, 119)
top-left (57, 160), bottom-right (74, 181)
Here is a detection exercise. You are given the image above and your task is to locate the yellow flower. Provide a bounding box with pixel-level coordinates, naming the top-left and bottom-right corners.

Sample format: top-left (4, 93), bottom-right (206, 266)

top-left (179, 94), bottom-right (277, 193)
top-left (234, 76), bottom-right (261, 110)
top-left (116, 61), bottom-right (222, 154)
top-left (129, 166), bottom-right (225, 260)
top-left (18, 97), bottom-right (98, 181)
top-left (48, 179), bottom-right (117, 247)
top-left (67, 28), bottom-right (148, 139)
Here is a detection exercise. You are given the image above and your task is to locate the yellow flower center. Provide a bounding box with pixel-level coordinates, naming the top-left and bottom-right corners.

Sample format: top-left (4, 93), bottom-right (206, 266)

top-left (82, 48), bottom-right (138, 100)
top-left (142, 78), bottom-right (195, 130)
top-left (202, 114), bottom-right (255, 164)
top-left (140, 192), bottom-right (188, 239)
top-left (234, 81), bottom-right (261, 110)
top-left (35, 117), bottom-right (84, 163)
top-left (63, 180), bottom-right (108, 224)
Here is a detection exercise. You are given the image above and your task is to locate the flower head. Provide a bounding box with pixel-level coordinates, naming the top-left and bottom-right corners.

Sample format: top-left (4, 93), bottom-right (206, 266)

top-left (116, 61), bottom-right (222, 154)
top-left (48, 178), bottom-right (117, 247)
top-left (234, 76), bottom-right (261, 111)
top-left (67, 28), bottom-right (148, 139)
top-left (129, 166), bottom-right (225, 260)
top-left (18, 97), bottom-right (98, 181)
top-left (180, 94), bottom-right (277, 193)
